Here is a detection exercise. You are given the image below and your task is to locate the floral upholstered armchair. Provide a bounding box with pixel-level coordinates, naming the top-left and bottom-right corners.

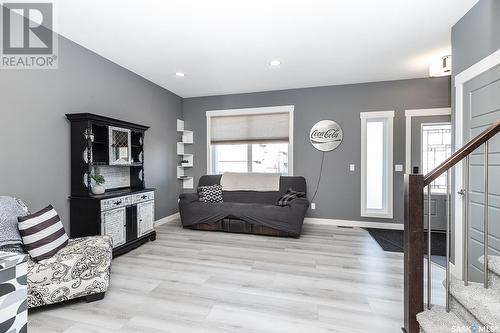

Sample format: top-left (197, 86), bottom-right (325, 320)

top-left (0, 196), bottom-right (113, 308)
top-left (26, 236), bottom-right (112, 307)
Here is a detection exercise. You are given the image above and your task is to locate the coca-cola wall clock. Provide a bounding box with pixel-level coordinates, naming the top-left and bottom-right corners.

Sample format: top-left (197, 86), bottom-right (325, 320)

top-left (309, 120), bottom-right (343, 152)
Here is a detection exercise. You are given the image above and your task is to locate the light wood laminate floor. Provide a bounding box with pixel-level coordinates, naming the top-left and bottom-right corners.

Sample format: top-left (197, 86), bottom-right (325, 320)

top-left (28, 220), bottom-right (445, 333)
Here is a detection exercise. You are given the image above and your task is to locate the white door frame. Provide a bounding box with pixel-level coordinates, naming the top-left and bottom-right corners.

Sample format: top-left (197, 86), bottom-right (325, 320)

top-left (404, 108), bottom-right (452, 174)
top-left (452, 48), bottom-right (500, 278)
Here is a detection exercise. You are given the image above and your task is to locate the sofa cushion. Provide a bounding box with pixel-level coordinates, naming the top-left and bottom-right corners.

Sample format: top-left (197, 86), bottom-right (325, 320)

top-left (27, 236), bottom-right (112, 308)
top-left (18, 205), bottom-right (69, 262)
top-left (198, 175), bottom-right (307, 205)
top-left (198, 184), bottom-right (223, 203)
top-left (0, 196), bottom-right (28, 247)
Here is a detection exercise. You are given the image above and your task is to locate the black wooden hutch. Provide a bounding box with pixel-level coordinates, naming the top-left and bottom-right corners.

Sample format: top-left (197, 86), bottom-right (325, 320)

top-left (67, 113), bottom-right (156, 256)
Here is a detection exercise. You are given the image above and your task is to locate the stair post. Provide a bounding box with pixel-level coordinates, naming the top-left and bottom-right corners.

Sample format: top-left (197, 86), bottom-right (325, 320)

top-left (403, 174), bottom-right (424, 333)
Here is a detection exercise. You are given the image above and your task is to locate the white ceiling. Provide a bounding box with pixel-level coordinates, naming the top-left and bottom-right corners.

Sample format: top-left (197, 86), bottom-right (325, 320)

top-left (50, 0), bottom-right (477, 97)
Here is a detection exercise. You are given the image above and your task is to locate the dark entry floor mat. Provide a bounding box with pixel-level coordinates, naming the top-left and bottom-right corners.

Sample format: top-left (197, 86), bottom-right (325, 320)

top-left (365, 228), bottom-right (446, 267)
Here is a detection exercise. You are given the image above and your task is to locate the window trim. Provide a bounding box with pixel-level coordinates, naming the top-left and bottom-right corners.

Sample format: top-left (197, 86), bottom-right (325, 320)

top-left (360, 110), bottom-right (394, 219)
top-left (206, 105), bottom-right (294, 175)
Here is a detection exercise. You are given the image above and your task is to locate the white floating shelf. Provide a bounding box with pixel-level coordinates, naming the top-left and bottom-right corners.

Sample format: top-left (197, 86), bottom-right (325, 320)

top-left (177, 142), bottom-right (184, 155)
top-left (177, 119), bottom-right (194, 189)
top-left (176, 119), bottom-right (184, 132)
top-left (177, 173), bottom-right (194, 189)
top-left (182, 131), bottom-right (193, 144)
top-left (179, 154), bottom-right (193, 167)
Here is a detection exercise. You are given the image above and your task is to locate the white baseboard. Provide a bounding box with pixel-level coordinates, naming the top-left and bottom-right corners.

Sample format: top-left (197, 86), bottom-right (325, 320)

top-left (304, 217), bottom-right (404, 230)
top-left (155, 212), bottom-right (180, 227)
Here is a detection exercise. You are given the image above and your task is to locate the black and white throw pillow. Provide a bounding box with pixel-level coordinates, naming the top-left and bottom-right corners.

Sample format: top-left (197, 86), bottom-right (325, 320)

top-left (18, 205), bottom-right (69, 261)
top-left (198, 184), bottom-right (224, 203)
top-left (277, 188), bottom-right (306, 206)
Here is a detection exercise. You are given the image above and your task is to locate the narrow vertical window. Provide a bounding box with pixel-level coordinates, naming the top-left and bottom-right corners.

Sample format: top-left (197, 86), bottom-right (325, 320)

top-left (361, 111), bottom-right (394, 218)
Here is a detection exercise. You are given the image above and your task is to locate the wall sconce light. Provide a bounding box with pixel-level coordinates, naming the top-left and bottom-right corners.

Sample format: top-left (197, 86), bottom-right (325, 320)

top-left (429, 55), bottom-right (452, 77)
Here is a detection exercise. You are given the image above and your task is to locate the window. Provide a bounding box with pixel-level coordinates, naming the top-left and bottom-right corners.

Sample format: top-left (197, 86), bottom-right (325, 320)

top-left (207, 106), bottom-right (294, 175)
top-left (212, 144), bottom-right (248, 173)
top-left (212, 143), bottom-right (289, 174)
top-left (421, 123), bottom-right (452, 193)
top-left (360, 111), bottom-right (394, 218)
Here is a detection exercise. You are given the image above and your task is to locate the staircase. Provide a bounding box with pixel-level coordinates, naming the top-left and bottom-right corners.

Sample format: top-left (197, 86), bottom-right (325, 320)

top-left (417, 255), bottom-right (500, 332)
top-left (403, 120), bottom-right (500, 333)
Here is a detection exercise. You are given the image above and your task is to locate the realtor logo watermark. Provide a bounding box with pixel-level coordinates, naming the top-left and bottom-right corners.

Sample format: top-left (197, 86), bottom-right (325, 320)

top-left (0, 1), bottom-right (58, 69)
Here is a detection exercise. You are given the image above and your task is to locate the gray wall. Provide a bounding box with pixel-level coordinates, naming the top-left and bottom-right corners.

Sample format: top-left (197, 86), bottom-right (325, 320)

top-left (183, 77), bottom-right (451, 225)
top-left (452, 0), bottom-right (500, 75)
top-left (451, 0), bottom-right (500, 127)
top-left (0, 34), bottom-right (183, 229)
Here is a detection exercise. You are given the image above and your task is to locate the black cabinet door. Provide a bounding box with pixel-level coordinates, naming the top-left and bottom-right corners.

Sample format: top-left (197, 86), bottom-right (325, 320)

top-left (126, 205), bottom-right (138, 242)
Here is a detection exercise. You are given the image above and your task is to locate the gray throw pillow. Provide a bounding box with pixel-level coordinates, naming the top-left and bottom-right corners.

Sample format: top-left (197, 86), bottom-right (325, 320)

top-left (0, 196), bottom-right (28, 247)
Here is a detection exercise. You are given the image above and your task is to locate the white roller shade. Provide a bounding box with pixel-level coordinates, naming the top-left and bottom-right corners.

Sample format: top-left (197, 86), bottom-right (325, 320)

top-left (210, 112), bottom-right (290, 144)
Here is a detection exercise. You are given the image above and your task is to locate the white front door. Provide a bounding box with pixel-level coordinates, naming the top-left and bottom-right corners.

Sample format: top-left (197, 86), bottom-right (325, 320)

top-left (462, 63), bottom-right (500, 282)
top-left (453, 50), bottom-right (500, 279)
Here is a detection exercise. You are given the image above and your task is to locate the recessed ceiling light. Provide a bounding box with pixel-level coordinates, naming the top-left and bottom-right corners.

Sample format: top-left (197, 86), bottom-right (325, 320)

top-left (270, 60), bottom-right (281, 67)
top-left (175, 72), bottom-right (185, 77)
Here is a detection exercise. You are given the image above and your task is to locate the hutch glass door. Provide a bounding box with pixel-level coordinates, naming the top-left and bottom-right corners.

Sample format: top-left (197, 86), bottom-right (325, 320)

top-left (109, 126), bottom-right (132, 165)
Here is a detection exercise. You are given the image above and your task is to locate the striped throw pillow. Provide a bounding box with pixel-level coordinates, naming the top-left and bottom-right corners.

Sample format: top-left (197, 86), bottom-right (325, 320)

top-left (276, 188), bottom-right (306, 206)
top-left (17, 205), bottom-right (69, 261)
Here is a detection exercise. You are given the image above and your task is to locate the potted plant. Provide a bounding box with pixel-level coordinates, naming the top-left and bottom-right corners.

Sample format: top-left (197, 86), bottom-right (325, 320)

top-left (91, 172), bottom-right (106, 195)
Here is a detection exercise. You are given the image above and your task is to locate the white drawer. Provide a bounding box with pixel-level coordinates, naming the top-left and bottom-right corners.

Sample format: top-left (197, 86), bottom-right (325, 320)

top-left (101, 195), bottom-right (131, 211)
top-left (132, 191), bottom-right (155, 204)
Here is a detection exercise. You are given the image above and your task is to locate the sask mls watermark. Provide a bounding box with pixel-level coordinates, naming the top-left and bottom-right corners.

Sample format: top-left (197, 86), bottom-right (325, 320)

top-left (0, 1), bottom-right (58, 69)
top-left (452, 323), bottom-right (500, 332)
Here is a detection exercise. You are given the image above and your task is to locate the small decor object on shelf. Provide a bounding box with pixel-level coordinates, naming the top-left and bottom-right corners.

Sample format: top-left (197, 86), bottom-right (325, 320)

top-left (91, 172), bottom-right (106, 195)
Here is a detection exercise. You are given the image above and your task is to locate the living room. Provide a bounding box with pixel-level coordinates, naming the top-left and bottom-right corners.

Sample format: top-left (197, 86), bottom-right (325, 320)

top-left (1, 1), bottom-right (499, 332)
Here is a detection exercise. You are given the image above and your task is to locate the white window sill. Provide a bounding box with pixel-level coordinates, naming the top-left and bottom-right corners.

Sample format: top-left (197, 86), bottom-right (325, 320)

top-left (361, 212), bottom-right (394, 219)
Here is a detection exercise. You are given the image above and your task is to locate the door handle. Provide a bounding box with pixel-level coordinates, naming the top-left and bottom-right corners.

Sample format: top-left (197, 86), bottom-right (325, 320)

top-left (458, 189), bottom-right (466, 196)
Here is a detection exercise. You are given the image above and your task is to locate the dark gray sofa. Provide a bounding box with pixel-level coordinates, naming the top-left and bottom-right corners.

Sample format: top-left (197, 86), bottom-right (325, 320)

top-left (178, 175), bottom-right (309, 237)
